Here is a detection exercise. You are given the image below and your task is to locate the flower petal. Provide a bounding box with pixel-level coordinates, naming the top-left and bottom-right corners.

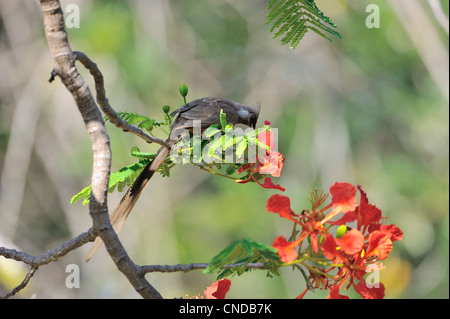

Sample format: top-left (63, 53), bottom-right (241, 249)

top-left (272, 235), bottom-right (300, 263)
top-left (236, 163), bottom-right (254, 175)
top-left (366, 231), bottom-right (393, 260)
top-left (357, 185), bottom-right (382, 230)
top-left (321, 234), bottom-right (339, 260)
top-left (330, 182), bottom-right (357, 214)
top-left (257, 177), bottom-right (286, 192)
top-left (266, 194), bottom-right (298, 222)
top-left (354, 280), bottom-right (385, 299)
top-left (257, 151), bottom-right (285, 177)
top-left (204, 278), bottom-right (231, 299)
top-left (326, 284), bottom-right (349, 299)
top-left (335, 229), bottom-right (365, 255)
top-left (380, 224), bottom-right (403, 242)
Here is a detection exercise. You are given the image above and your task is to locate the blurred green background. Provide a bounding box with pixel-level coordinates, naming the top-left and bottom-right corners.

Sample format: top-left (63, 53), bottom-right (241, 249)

top-left (0, 0), bottom-right (448, 298)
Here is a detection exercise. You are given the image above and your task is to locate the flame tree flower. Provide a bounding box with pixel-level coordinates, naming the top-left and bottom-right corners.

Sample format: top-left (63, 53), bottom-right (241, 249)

top-left (266, 182), bottom-right (403, 299)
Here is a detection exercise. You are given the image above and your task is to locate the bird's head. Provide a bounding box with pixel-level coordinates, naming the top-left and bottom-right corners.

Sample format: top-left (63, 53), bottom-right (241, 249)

top-left (244, 102), bottom-right (260, 129)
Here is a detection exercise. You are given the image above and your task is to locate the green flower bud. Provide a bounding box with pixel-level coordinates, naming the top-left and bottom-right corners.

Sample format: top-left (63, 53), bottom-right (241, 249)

top-left (162, 105), bottom-right (170, 114)
top-left (335, 225), bottom-right (347, 239)
top-left (179, 83), bottom-right (188, 98)
top-left (226, 166), bottom-right (236, 175)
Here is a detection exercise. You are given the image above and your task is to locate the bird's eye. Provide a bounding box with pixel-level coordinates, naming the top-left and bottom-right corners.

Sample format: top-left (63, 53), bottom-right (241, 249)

top-left (250, 113), bottom-right (255, 120)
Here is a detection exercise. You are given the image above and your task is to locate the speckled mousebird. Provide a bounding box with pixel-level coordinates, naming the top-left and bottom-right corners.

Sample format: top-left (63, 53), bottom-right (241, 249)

top-left (86, 97), bottom-right (260, 261)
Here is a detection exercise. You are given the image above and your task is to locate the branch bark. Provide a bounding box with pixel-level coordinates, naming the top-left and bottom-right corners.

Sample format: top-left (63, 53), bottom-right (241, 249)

top-left (38, 0), bottom-right (162, 299)
top-left (140, 262), bottom-right (269, 274)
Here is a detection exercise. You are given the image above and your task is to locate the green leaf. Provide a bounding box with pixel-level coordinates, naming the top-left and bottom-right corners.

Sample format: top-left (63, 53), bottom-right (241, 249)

top-left (203, 126), bottom-right (222, 138)
top-left (70, 185), bottom-right (92, 205)
top-left (208, 135), bottom-right (225, 158)
top-left (70, 159), bottom-right (150, 205)
top-left (204, 238), bottom-right (282, 279)
top-left (234, 135), bottom-right (247, 159)
top-left (130, 148), bottom-right (157, 160)
top-left (219, 109), bottom-right (228, 129)
top-left (106, 111), bottom-right (170, 134)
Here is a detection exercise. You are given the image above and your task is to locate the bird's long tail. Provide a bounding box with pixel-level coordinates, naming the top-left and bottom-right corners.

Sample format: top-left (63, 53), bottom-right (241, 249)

top-left (86, 144), bottom-right (171, 262)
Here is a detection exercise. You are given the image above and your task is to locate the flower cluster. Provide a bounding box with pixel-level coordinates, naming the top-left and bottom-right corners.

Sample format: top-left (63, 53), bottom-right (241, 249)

top-left (267, 182), bottom-right (403, 299)
top-left (236, 121), bottom-right (285, 191)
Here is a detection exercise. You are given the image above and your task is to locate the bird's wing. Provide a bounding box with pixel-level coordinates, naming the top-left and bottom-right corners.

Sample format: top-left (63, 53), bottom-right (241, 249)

top-left (172, 97), bottom-right (228, 127)
top-left (170, 97), bottom-right (211, 116)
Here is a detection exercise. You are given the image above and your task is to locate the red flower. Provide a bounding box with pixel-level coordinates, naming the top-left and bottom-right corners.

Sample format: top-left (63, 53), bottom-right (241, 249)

top-left (267, 193), bottom-right (327, 259)
top-left (320, 230), bottom-right (391, 299)
top-left (258, 151), bottom-right (284, 177)
top-left (257, 126), bottom-right (276, 151)
top-left (266, 182), bottom-right (403, 299)
top-left (235, 123), bottom-right (285, 191)
top-left (204, 279), bottom-right (231, 299)
top-left (237, 151), bottom-right (285, 180)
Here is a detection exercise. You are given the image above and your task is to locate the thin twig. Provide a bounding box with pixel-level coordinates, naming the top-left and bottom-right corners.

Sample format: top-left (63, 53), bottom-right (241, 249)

top-left (0, 267), bottom-right (38, 299)
top-left (0, 229), bottom-right (96, 267)
top-left (0, 229), bottom-right (96, 299)
top-left (72, 51), bottom-right (169, 148)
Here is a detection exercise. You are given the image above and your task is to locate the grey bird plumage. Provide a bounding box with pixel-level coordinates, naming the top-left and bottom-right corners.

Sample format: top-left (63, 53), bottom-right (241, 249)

top-left (86, 97), bottom-right (260, 261)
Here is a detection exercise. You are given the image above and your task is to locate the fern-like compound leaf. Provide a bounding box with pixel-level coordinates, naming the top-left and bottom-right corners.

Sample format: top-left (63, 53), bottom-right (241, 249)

top-left (266, 0), bottom-right (341, 48)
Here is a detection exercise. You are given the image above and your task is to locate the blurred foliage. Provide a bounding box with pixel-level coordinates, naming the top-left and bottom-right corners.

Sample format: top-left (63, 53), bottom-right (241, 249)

top-left (0, 0), bottom-right (448, 299)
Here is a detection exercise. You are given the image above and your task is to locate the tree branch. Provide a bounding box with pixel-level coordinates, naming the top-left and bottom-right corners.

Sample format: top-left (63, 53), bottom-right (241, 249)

top-left (0, 230), bottom-right (95, 267)
top-left (71, 51), bottom-right (169, 148)
top-left (140, 262), bottom-right (269, 274)
top-left (38, 0), bottom-right (162, 299)
top-left (0, 267), bottom-right (38, 299)
top-left (427, 0), bottom-right (449, 34)
top-left (0, 230), bottom-right (95, 299)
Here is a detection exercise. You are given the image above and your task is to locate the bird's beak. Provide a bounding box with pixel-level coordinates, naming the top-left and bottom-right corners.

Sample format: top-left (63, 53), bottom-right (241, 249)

top-left (249, 102), bottom-right (260, 129)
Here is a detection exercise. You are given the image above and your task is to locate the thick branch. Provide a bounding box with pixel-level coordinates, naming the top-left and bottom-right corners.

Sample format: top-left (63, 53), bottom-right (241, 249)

top-left (39, 0), bottom-right (162, 299)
